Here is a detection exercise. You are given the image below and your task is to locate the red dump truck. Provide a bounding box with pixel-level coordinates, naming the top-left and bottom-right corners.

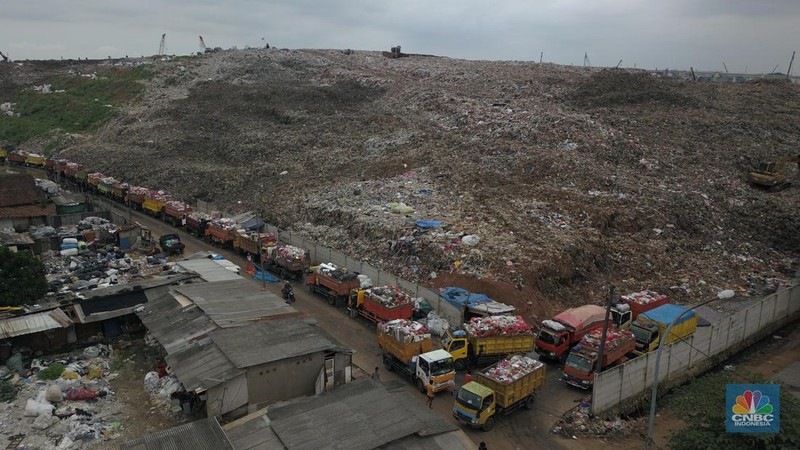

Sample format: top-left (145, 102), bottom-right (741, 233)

top-left (185, 212), bottom-right (211, 237)
top-left (562, 329), bottom-right (636, 389)
top-left (534, 305), bottom-right (609, 360)
top-left (306, 263), bottom-right (361, 305)
top-left (610, 290), bottom-right (671, 330)
top-left (264, 244), bottom-right (310, 279)
top-left (348, 284), bottom-right (414, 323)
top-left (126, 186), bottom-right (149, 210)
top-left (205, 218), bottom-right (237, 246)
top-left (163, 201), bottom-right (192, 227)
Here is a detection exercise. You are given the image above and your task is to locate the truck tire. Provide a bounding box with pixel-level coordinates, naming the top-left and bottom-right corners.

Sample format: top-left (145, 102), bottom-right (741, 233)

top-left (416, 379), bottom-right (425, 393)
top-left (383, 355), bottom-right (393, 371)
top-left (454, 359), bottom-right (467, 371)
top-left (327, 295), bottom-right (336, 306)
top-left (482, 416), bottom-right (495, 432)
top-left (524, 395), bottom-right (535, 410)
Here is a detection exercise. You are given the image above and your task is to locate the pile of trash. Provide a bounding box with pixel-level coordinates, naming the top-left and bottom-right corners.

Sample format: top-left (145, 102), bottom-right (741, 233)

top-left (274, 244), bottom-right (308, 261)
top-left (464, 315), bottom-right (532, 337)
top-left (580, 329), bottom-right (635, 350)
top-left (316, 262), bottom-right (358, 281)
top-left (480, 355), bottom-right (543, 384)
top-left (419, 311), bottom-right (450, 337)
top-left (44, 246), bottom-right (168, 293)
top-left (364, 284), bottom-right (412, 307)
top-left (552, 400), bottom-right (643, 438)
top-left (165, 200), bottom-right (191, 214)
top-left (208, 217), bottom-right (237, 230)
top-left (379, 319), bottom-right (430, 343)
top-left (144, 189), bottom-right (170, 201)
top-left (0, 345), bottom-right (128, 448)
top-left (621, 290), bottom-right (668, 305)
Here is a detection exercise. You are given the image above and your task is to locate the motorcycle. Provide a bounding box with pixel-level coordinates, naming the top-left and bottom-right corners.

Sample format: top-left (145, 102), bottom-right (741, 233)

top-left (282, 286), bottom-right (295, 303)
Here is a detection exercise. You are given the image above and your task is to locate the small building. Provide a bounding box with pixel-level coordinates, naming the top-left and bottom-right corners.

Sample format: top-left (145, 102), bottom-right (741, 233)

top-left (51, 192), bottom-right (88, 215)
top-left (223, 379), bottom-right (474, 449)
top-left (0, 173), bottom-right (55, 231)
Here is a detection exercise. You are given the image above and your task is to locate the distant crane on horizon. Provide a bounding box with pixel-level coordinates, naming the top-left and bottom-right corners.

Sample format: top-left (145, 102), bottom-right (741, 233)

top-left (199, 35), bottom-right (207, 53)
top-left (583, 52), bottom-right (591, 68)
top-left (0, 50), bottom-right (8, 62)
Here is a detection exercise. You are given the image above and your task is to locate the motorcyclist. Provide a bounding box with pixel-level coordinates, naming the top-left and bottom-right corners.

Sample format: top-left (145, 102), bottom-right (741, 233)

top-left (282, 281), bottom-right (294, 299)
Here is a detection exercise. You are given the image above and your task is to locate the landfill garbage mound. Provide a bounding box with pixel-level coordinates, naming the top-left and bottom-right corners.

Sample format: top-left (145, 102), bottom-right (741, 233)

top-left (480, 355), bottom-right (543, 384)
top-left (4, 50), bottom-right (799, 317)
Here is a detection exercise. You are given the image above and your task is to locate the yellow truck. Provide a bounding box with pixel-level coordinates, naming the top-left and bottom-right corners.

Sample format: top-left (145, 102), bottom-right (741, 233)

top-left (142, 197), bottom-right (167, 217)
top-left (377, 320), bottom-right (455, 394)
top-left (630, 304), bottom-right (698, 355)
top-left (441, 316), bottom-right (535, 371)
top-left (453, 355), bottom-right (546, 431)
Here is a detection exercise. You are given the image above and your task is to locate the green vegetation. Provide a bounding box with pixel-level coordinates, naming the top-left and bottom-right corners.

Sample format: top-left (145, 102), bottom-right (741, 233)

top-left (0, 65), bottom-right (151, 149)
top-left (0, 380), bottom-right (16, 401)
top-left (0, 246), bottom-right (47, 306)
top-left (36, 363), bottom-right (66, 380)
top-left (662, 369), bottom-right (800, 450)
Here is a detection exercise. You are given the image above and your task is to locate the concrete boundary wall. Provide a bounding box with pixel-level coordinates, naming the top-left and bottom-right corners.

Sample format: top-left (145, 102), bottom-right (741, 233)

top-left (262, 225), bottom-right (464, 326)
top-left (591, 284), bottom-right (800, 416)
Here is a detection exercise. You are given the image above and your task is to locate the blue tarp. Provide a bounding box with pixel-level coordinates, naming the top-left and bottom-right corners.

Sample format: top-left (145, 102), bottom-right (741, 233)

top-left (415, 219), bottom-right (442, 229)
top-left (253, 266), bottom-right (280, 283)
top-left (240, 217), bottom-right (264, 231)
top-left (640, 303), bottom-right (695, 325)
top-left (439, 287), bottom-right (492, 309)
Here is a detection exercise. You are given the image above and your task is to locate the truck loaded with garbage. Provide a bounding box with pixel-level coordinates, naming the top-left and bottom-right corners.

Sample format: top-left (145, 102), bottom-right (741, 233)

top-left (377, 319), bottom-right (456, 394)
top-left (306, 263), bottom-right (362, 305)
top-left (264, 244), bottom-right (311, 279)
top-left (348, 284), bottom-right (415, 323)
top-left (562, 328), bottom-right (636, 389)
top-left (534, 305), bottom-right (609, 360)
top-left (453, 354), bottom-right (546, 431)
top-left (441, 315), bottom-right (535, 371)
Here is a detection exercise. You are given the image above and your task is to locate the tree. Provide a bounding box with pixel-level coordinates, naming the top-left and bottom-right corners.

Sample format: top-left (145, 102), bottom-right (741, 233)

top-left (0, 246), bottom-right (47, 306)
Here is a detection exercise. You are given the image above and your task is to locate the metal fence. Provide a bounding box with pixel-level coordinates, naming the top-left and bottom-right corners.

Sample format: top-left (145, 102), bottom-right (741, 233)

top-left (48, 210), bottom-right (112, 227)
top-left (591, 284), bottom-right (800, 416)
top-left (263, 225), bottom-right (464, 326)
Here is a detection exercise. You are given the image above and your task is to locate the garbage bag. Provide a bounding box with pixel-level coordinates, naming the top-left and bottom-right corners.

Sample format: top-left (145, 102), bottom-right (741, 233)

top-left (461, 235), bottom-right (480, 246)
top-left (7, 352), bottom-right (24, 375)
top-left (61, 370), bottom-right (79, 380)
top-left (45, 384), bottom-right (64, 403)
top-left (144, 371), bottom-right (160, 391)
top-left (83, 345), bottom-right (101, 358)
top-left (24, 399), bottom-right (54, 417)
top-left (65, 387), bottom-right (99, 401)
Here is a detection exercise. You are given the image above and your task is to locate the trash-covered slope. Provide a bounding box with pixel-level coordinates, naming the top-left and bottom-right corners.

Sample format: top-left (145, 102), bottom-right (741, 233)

top-left (9, 49), bottom-right (798, 316)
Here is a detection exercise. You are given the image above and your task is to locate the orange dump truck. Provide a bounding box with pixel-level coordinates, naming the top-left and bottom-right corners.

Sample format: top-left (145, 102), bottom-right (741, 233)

top-left (534, 305), bottom-right (609, 360)
top-left (306, 263), bottom-right (361, 305)
top-left (377, 319), bottom-right (455, 394)
top-left (563, 329), bottom-right (636, 389)
top-left (348, 284), bottom-right (414, 323)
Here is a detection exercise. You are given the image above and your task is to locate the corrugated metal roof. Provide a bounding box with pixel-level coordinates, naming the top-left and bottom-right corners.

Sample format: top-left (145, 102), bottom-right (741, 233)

top-left (165, 341), bottom-right (243, 392)
top-left (135, 288), bottom-right (217, 355)
top-left (174, 279), bottom-right (300, 328)
top-left (175, 259), bottom-right (243, 283)
top-left (224, 412), bottom-right (282, 450)
top-left (120, 417), bottom-right (233, 450)
top-left (0, 308), bottom-right (72, 339)
top-left (264, 379), bottom-right (462, 450)
top-left (210, 319), bottom-right (348, 368)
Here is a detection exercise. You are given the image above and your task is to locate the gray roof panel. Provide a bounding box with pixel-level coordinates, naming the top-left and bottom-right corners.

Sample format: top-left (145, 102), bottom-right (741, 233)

top-left (120, 417), bottom-right (233, 450)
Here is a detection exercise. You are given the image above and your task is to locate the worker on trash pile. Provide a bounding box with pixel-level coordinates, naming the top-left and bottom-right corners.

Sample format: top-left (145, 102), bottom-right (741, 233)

top-left (372, 367), bottom-right (380, 382)
top-left (282, 281), bottom-right (293, 297)
top-left (426, 383), bottom-right (435, 409)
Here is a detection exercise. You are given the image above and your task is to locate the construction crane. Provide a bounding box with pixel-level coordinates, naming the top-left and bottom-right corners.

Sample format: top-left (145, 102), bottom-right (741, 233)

top-left (199, 35), bottom-right (207, 53)
top-left (0, 50), bottom-right (8, 62)
top-left (583, 52), bottom-right (591, 68)
top-left (158, 33), bottom-right (166, 56)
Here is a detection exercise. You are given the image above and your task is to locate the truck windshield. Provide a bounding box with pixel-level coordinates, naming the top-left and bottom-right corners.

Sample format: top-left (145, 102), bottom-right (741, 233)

top-left (441, 336), bottom-right (452, 349)
top-left (565, 354), bottom-right (593, 372)
top-left (431, 358), bottom-right (454, 376)
top-left (457, 388), bottom-right (482, 409)
top-left (631, 326), bottom-right (652, 344)
top-left (537, 330), bottom-right (559, 345)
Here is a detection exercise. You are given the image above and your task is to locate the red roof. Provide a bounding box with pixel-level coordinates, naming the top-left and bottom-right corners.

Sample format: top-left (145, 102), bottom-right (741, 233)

top-left (0, 174), bottom-right (41, 207)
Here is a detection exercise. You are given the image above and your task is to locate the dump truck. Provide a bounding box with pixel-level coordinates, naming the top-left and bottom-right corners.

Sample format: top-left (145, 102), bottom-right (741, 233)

top-left (126, 186), bottom-right (149, 210)
top-left (348, 284), bottom-right (414, 323)
top-left (87, 172), bottom-right (104, 192)
top-left (24, 153), bottom-right (46, 167)
top-left (6, 151), bottom-right (26, 165)
top-left (158, 234), bottom-right (185, 255)
top-left (264, 244), bottom-right (310, 279)
top-left (377, 320), bottom-right (455, 394)
top-left (534, 305), bottom-right (609, 360)
top-left (453, 355), bottom-right (546, 431)
top-left (441, 315), bottom-right (535, 371)
top-left (111, 182), bottom-right (128, 203)
top-left (438, 286), bottom-right (517, 327)
top-left (0, 148), bottom-right (6, 162)
top-left (748, 155), bottom-right (800, 190)
top-left (306, 263), bottom-right (361, 305)
top-left (610, 290), bottom-right (671, 330)
top-left (205, 219), bottom-right (237, 246)
top-left (631, 304), bottom-right (697, 356)
top-left (233, 231), bottom-right (276, 261)
top-left (563, 329), bottom-right (636, 389)
top-left (185, 212), bottom-right (210, 237)
top-left (142, 194), bottom-right (168, 217)
top-left (163, 201), bottom-right (192, 227)
top-left (97, 177), bottom-right (117, 197)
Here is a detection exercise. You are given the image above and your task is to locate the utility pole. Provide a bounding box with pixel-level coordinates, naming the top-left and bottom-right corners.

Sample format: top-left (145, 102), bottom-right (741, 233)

top-left (787, 50), bottom-right (796, 79)
top-left (158, 33), bottom-right (166, 56)
top-left (539, 52), bottom-right (543, 64)
top-left (723, 62), bottom-right (729, 73)
top-left (595, 286), bottom-right (615, 374)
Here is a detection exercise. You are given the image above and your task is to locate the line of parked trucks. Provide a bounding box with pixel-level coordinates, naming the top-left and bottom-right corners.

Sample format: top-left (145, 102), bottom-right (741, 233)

top-left (6, 151), bottom-right (703, 430)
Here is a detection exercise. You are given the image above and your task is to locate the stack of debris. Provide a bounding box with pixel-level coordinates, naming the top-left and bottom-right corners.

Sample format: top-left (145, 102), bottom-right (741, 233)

top-left (552, 400), bottom-right (643, 438)
top-left (464, 315), bottom-right (532, 337)
top-left (364, 284), bottom-right (412, 307)
top-left (621, 290), bottom-right (668, 305)
top-left (379, 319), bottom-right (430, 343)
top-left (274, 244), bottom-right (308, 261)
top-left (580, 329), bottom-right (635, 350)
top-left (480, 355), bottom-right (542, 384)
top-left (315, 263), bottom-right (358, 281)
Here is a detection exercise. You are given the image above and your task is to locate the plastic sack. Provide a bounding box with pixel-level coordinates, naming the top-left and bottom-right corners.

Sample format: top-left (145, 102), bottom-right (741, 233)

top-left (24, 399), bottom-right (54, 417)
top-left (61, 370), bottom-right (79, 380)
top-left (45, 384), bottom-right (64, 403)
top-left (144, 371), bottom-right (160, 391)
top-left (461, 235), bottom-right (480, 246)
top-left (7, 352), bottom-right (24, 375)
top-left (60, 248), bottom-right (79, 256)
top-left (83, 345), bottom-right (101, 358)
top-left (86, 367), bottom-right (103, 380)
top-left (65, 387), bottom-right (98, 401)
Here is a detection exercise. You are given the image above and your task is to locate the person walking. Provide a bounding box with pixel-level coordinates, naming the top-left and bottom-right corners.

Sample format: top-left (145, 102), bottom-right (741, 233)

top-left (371, 367), bottom-right (380, 382)
top-left (426, 383), bottom-right (435, 409)
top-left (478, 442), bottom-right (488, 450)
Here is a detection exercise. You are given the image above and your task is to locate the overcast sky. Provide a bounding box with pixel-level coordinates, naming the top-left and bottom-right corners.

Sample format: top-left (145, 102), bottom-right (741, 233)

top-left (2, 0), bottom-right (798, 74)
